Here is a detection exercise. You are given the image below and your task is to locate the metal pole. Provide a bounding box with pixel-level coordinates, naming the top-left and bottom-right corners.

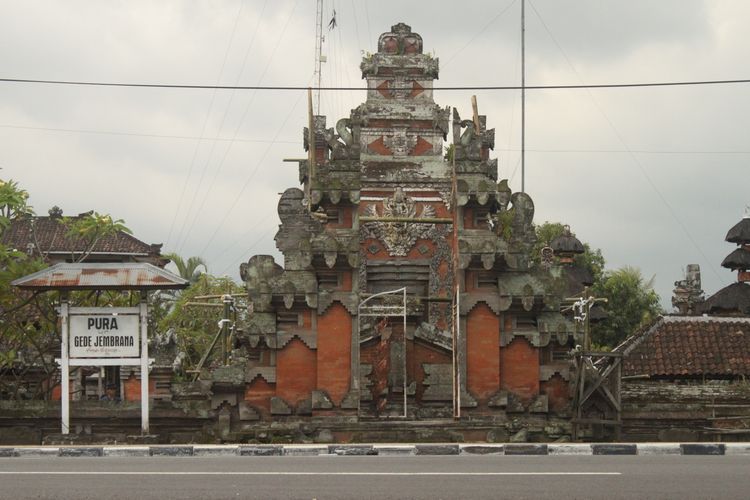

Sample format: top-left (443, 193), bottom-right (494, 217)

top-left (402, 287), bottom-right (407, 418)
top-left (356, 301), bottom-right (362, 419)
top-left (307, 87), bottom-right (315, 211)
top-left (139, 297), bottom-right (150, 434)
top-left (313, 0), bottom-right (324, 114)
top-left (456, 288), bottom-right (461, 418)
top-left (60, 300), bottom-right (70, 434)
top-left (450, 123), bottom-right (461, 419)
top-left (521, 0), bottom-right (526, 193)
top-left (222, 295), bottom-right (232, 365)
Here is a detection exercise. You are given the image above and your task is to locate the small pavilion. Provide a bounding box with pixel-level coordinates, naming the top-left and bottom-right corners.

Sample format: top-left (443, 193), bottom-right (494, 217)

top-left (13, 262), bottom-right (188, 434)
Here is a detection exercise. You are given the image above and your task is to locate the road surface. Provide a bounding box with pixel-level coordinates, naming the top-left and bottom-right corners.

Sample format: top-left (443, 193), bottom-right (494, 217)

top-left (0, 454), bottom-right (747, 499)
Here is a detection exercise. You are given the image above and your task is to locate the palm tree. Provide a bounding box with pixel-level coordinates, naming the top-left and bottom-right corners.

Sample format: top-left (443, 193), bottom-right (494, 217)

top-left (164, 253), bottom-right (207, 284)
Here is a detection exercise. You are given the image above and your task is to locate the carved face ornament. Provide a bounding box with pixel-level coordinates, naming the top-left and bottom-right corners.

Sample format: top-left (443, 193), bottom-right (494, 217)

top-left (364, 189), bottom-right (435, 256)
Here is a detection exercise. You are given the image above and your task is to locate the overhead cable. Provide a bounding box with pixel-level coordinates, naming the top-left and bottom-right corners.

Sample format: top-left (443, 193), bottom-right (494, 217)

top-left (3, 77), bottom-right (750, 91)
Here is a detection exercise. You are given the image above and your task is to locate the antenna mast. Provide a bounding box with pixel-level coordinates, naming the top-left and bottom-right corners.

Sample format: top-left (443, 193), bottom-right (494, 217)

top-left (521, 0), bottom-right (526, 193)
top-left (313, 0), bottom-right (324, 114)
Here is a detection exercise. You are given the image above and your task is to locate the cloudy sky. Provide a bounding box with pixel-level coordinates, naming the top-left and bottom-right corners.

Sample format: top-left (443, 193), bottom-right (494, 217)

top-left (1, 0), bottom-right (748, 307)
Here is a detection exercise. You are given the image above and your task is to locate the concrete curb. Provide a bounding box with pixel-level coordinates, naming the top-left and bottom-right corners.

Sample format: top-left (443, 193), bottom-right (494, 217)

top-left (1, 443), bottom-right (749, 457)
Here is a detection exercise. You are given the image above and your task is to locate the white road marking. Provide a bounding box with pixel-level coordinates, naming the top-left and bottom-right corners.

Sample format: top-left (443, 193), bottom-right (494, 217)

top-left (0, 471), bottom-right (621, 476)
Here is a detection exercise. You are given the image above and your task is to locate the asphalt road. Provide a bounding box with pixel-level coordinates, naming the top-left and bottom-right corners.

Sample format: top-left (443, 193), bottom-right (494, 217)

top-left (0, 455), bottom-right (748, 499)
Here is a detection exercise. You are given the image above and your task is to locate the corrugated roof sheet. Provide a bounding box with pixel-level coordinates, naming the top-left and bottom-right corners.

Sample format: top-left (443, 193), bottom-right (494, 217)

top-left (616, 315), bottom-right (750, 378)
top-left (12, 263), bottom-right (189, 290)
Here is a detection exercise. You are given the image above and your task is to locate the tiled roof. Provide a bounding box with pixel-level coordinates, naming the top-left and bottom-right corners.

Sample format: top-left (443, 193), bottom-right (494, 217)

top-left (0, 215), bottom-right (160, 256)
top-left (617, 316), bottom-right (750, 378)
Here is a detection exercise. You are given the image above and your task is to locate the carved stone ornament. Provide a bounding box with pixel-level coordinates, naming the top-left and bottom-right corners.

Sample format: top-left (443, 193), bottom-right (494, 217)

top-left (384, 125), bottom-right (417, 156)
top-left (363, 188), bottom-right (435, 256)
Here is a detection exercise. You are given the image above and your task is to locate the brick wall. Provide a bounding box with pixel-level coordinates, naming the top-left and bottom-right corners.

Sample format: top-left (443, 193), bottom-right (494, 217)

top-left (276, 338), bottom-right (317, 406)
top-left (466, 302), bottom-right (500, 402)
top-left (316, 302), bottom-right (352, 405)
top-left (500, 337), bottom-right (539, 401)
top-left (244, 375), bottom-right (274, 416)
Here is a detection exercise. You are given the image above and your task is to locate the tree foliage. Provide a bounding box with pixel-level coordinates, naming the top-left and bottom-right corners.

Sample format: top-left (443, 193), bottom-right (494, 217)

top-left (158, 274), bottom-right (245, 370)
top-left (533, 221), bottom-right (605, 284)
top-left (0, 179), bottom-right (33, 222)
top-left (591, 266), bottom-right (663, 348)
top-left (0, 178), bottom-right (142, 399)
top-left (534, 221), bottom-right (663, 349)
top-left (163, 253), bottom-right (207, 284)
top-left (63, 211), bottom-right (132, 263)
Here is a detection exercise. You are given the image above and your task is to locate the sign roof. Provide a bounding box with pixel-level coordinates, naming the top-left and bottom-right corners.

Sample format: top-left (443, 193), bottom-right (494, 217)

top-left (12, 263), bottom-right (190, 291)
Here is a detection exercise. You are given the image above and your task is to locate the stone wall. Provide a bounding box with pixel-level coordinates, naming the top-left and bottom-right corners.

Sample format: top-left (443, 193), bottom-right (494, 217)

top-left (622, 381), bottom-right (750, 442)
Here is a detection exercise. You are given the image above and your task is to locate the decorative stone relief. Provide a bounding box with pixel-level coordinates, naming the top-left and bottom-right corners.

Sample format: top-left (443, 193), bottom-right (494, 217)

top-left (363, 188), bottom-right (435, 256)
top-left (384, 125), bottom-right (417, 156)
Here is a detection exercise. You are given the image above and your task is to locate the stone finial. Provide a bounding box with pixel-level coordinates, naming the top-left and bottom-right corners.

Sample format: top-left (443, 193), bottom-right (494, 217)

top-left (378, 23), bottom-right (423, 54)
top-left (672, 264), bottom-right (705, 315)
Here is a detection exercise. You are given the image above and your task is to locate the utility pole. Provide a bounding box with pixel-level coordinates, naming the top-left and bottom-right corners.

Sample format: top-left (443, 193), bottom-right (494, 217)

top-left (450, 113), bottom-right (461, 419)
top-left (221, 294), bottom-right (232, 365)
top-left (313, 0), bottom-right (324, 114)
top-left (184, 293), bottom-right (246, 381)
top-left (521, 0), bottom-right (526, 193)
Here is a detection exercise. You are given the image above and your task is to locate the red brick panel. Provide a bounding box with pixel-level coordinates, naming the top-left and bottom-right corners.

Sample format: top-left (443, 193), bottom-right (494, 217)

top-left (500, 337), bottom-right (540, 401)
top-left (409, 137), bottom-right (433, 156)
top-left (367, 137), bottom-right (393, 155)
top-left (466, 303), bottom-right (500, 402)
top-left (317, 303), bottom-right (352, 405)
top-left (244, 375), bottom-right (274, 416)
top-left (276, 338), bottom-right (317, 406)
top-left (410, 341), bottom-right (451, 402)
top-left (123, 374), bottom-right (156, 401)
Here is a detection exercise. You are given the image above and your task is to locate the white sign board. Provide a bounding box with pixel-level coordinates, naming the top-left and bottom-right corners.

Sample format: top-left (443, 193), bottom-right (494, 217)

top-left (69, 314), bottom-right (139, 358)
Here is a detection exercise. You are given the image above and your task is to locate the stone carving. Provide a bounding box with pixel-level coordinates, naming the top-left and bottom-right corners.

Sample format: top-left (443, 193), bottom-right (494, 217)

top-left (324, 118), bottom-right (357, 160)
top-left (363, 188), bottom-right (435, 256)
top-left (378, 22), bottom-right (423, 55)
top-left (672, 264), bottom-right (705, 315)
top-left (384, 125), bottom-right (417, 156)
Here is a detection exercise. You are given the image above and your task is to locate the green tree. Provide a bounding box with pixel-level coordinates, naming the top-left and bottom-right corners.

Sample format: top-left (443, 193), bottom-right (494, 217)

top-left (0, 179), bottom-right (54, 398)
top-left (533, 221), bottom-right (605, 284)
top-left (163, 253), bottom-right (207, 284)
top-left (591, 266), bottom-right (663, 348)
top-left (0, 179), bottom-right (143, 399)
top-left (63, 211), bottom-right (132, 263)
top-left (0, 179), bottom-right (33, 228)
top-left (158, 274), bottom-right (244, 370)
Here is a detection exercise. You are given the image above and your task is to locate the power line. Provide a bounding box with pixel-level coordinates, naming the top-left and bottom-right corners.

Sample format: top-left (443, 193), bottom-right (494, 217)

top-left (164, 0), bottom-right (246, 249)
top-left (0, 124), bottom-right (298, 143)
top-left (498, 147), bottom-right (750, 154)
top-left (443, 0), bottom-right (518, 68)
top-left (173, 0), bottom-right (276, 254)
top-left (528, 0), bottom-right (725, 285)
top-left (11, 124), bottom-right (748, 155)
top-left (3, 77), bottom-right (750, 91)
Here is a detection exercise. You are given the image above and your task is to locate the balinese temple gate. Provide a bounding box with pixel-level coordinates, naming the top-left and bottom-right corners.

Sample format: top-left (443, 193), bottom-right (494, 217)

top-left (237, 23), bottom-right (582, 439)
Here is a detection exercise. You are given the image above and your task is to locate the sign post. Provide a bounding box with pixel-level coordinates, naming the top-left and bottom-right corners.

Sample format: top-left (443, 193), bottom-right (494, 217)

top-left (140, 299), bottom-right (149, 434)
top-left (12, 263), bottom-right (189, 437)
top-left (60, 300), bottom-right (70, 434)
top-left (59, 305), bottom-right (149, 434)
